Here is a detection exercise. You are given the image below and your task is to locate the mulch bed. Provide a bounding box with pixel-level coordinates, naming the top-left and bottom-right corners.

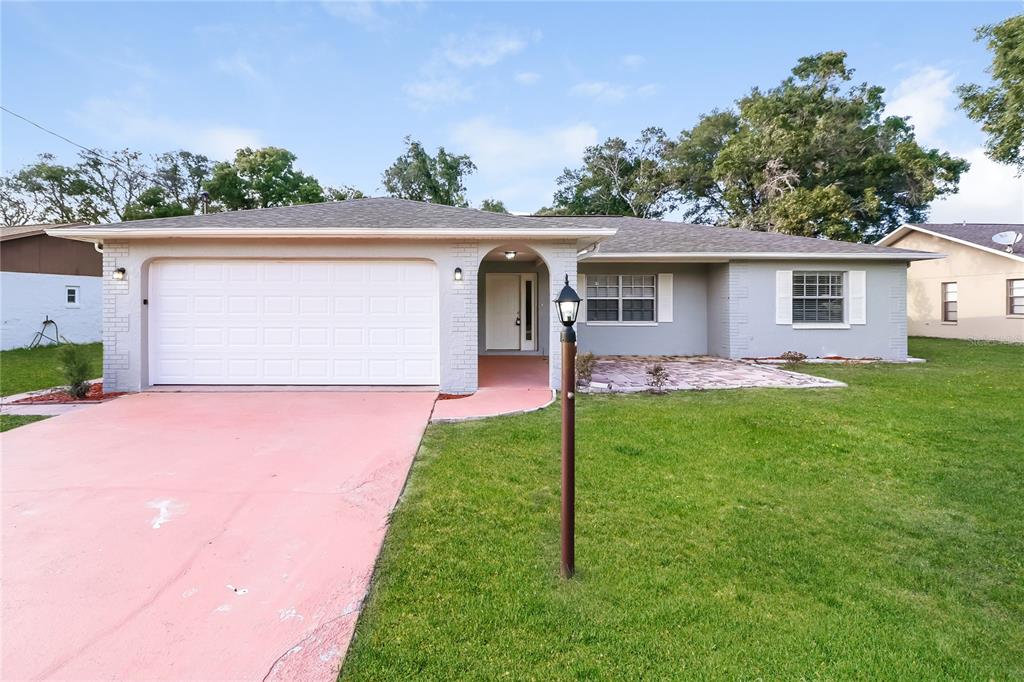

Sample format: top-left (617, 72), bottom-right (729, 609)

top-left (10, 382), bottom-right (127, 404)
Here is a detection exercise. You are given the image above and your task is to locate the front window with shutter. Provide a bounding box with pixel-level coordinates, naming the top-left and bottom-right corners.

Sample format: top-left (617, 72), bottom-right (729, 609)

top-left (792, 271), bottom-right (844, 323)
top-left (585, 274), bottom-right (656, 322)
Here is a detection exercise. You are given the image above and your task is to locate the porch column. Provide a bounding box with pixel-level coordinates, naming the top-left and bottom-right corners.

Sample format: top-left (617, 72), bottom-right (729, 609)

top-left (540, 241), bottom-right (578, 391)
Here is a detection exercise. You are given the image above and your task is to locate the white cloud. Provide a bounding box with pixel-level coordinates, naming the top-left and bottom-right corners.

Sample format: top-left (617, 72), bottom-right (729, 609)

top-left (403, 77), bottom-right (472, 109)
top-left (621, 54), bottom-right (645, 69)
top-left (451, 118), bottom-right (599, 209)
top-left (928, 147), bottom-right (1024, 223)
top-left (569, 81), bottom-right (658, 103)
top-left (72, 96), bottom-right (262, 160)
top-left (886, 66), bottom-right (955, 145)
top-left (321, 1), bottom-right (387, 30)
top-left (515, 71), bottom-right (540, 85)
top-left (441, 28), bottom-right (528, 68)
top-left (213, 52), bottom-right (262, 82)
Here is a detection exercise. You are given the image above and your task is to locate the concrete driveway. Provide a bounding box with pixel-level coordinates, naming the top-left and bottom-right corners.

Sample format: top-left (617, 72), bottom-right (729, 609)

top-left (1, 391), bottom-right (436, 680)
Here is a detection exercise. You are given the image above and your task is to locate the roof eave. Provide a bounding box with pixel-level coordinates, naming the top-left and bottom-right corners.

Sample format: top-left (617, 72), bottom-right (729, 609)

top-left (581, 251), bottom-right (944, 262)
top-left (45, 227), bottom-right (619, 240)
top-left (879, 223), bottom-right (1024, 262)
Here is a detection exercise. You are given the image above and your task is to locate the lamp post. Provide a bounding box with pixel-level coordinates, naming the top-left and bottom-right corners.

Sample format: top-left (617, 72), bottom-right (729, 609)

top-left (554, 274), bottom-right (581, 579)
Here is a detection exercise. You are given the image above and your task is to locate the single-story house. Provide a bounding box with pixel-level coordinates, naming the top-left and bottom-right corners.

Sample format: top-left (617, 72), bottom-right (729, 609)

top-left (877, 223), bottom-right (1023, 343)
top-left (1, 223), bottom-right (101, 350)
top-left (48, 198), bottom-right (939, 393)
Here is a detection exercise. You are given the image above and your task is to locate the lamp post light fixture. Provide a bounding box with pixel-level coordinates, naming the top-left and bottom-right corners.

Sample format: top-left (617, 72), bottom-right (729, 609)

top-left (554, 274), bottom-right (581, 579)
top-left (112, 267), bottom-right (126, 281)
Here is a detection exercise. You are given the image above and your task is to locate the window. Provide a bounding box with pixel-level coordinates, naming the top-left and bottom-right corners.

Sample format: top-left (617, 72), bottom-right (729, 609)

top-left (1009, 279), bottom-right (1024, 316)
top-left (586, 274), bottom-right (656, 322)
top-left (792, 271), bottom-right (844, 323)
top-left (65, 286), bottom-right (80, 307)
top-left (942, 282), bottom-right (957, 322)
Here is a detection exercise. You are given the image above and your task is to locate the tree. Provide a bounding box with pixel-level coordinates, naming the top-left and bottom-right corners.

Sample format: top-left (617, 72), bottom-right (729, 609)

top-left (205, 147), bottom-right (325, 210)
top-left (152, 151), bottom-right (214, 214)
top-left (957, 15), bottom-right (1024, 172)
top-left (77, 149), bottom-right (150, 222)
top-left (14, 154), bottom-right (101, 224)
top-left (0, 176), bottom-right (36, 226)
top-left (123, 187), bottom-right (194, 221)
top-left (479, 198), bottom-right (508, 213)
top-left (382, 137), bottom-right (476, 207)
top-left (324, 185), bottom-right (366, 202)
top-left (551, 127), bottom-right (674, 218)
top-left (664, 52), bottom-right (968, 241)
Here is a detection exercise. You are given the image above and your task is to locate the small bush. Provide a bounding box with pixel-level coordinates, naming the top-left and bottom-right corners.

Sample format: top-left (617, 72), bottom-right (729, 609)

top-left (646, 363), bottom-right (670, 393)
top-left (58, 344), bottom-right (92, 399)
top-left (576, 351), bottom-right (597, 384)
top-left (780, 350), bottom-right (808, 364)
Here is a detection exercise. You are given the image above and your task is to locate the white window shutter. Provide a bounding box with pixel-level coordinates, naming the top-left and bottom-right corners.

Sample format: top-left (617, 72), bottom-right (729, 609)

top-left (776, 270), bottom-right (793, 324)
top-left (657, 273), bottom-right (673, 322)
top-left (577, 273), bottom-right (586, 322)
top-left (849, 270), bottom-right (866, 324)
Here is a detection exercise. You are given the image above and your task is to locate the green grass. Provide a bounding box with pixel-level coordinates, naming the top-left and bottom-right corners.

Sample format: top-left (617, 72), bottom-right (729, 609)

top-left (342, 338), bottom-right (1024, 680)
top-left (0, 414), bottom-right (49, 432)
top-left (0, 343), bottom-right (102, 396)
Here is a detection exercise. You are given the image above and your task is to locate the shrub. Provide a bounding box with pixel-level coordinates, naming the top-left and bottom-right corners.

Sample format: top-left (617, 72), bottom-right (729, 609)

top-left (780, 350), bottom-right (808, 364)
top-left (646, 363), bottom-right (670, 393)
top-left (58, 343), bottom-right (93, 399)
top-left (576, 351), bottom-right (597, 384)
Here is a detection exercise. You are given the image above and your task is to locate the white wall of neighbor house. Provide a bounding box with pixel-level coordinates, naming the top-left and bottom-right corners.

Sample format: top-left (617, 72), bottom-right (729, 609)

top-left (721, 259), bottom-right (910, 360)
top-left (576, 263), bottom-right (709, 356)
top-left (100, 237), bottom-right (578, 394)
top-left (0, 271), bottom-right (102, 350)
top-left (889, 231), bottom-right (1024, 343)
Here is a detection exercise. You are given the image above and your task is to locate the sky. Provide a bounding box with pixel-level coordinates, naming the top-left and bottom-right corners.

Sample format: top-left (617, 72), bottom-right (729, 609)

top-left (2, 1), bottom-right (1022, 223)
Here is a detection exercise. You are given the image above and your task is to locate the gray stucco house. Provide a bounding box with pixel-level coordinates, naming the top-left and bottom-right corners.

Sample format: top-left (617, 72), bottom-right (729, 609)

top-left (49, 198), bottom-right (938, 394)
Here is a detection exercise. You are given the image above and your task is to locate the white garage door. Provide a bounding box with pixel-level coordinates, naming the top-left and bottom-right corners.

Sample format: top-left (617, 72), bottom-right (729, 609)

top-left (149, 260), bottom-right (439, 385)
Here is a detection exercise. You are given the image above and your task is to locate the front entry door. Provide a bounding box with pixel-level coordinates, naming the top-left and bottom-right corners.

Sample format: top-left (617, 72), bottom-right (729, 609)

top-left (486, 274), bottom-right (521, 350)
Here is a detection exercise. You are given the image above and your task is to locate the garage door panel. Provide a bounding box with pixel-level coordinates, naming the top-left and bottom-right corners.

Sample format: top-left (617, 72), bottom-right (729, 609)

top-left (149, 260), bottom-right (439, 385)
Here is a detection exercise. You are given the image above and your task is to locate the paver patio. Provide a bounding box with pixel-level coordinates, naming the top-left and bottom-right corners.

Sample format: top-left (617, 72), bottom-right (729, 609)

top-left (587, 356), bottom-right (845, 392)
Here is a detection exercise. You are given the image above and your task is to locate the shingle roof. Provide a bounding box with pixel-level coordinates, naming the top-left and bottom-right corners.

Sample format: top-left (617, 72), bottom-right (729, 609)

top-left (1, 223), bottom-right (84, 241)
top-left (905, 223), bottom-right (1024, 257)
top-left (549, 216), bottom-right (935, 259)
top-left (46, 197), bottom-right (603, 234)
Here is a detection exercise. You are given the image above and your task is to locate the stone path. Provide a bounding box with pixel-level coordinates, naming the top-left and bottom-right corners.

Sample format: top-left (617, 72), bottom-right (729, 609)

top-left (586, 356), bottom-right (845, 392)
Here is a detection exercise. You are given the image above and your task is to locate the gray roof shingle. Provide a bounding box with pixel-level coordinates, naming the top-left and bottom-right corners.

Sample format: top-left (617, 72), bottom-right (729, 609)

top-left (548, 216), bottom-right (934, 258)
top-left (46, 197), bottom-right (600, 233)
top-left (906, 223), bottom-right (1024, 257)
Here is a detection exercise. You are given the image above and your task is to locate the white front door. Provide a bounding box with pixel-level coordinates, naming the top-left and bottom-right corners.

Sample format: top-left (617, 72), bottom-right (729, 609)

top-left (485, 273), bottom-right (521, 350)
top-left (148, 259), bottom-right (439, 385)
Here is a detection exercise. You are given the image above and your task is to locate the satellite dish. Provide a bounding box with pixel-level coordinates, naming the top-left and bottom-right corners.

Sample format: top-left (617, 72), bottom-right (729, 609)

top-left (992, 230), bottom-right (1023, 252)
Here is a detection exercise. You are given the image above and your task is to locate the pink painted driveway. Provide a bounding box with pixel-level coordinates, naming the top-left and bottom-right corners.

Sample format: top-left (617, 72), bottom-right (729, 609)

top-left (1, 391), bottom-right (436, 680)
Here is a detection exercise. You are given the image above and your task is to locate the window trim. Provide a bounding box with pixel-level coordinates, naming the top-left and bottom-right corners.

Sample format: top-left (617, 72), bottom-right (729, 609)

top-left (584, 274), bottom-right (657, 325)
top-left (941, 281), bottom-right (958, 323)
top-left (792, 270), bottom-right (847, 325)
top-left (65, 285), bottom-right (80, 308)
top-left (1008, 279), bottom-right (1024, 318)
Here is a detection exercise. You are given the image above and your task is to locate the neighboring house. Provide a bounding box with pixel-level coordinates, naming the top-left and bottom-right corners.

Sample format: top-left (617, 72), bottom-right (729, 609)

top-left (47, 198), bottom-right (939, 394)
top-left (878, 223), bottom-right (1024, 343)
top-left (0, 223), bottom-right (101, 350)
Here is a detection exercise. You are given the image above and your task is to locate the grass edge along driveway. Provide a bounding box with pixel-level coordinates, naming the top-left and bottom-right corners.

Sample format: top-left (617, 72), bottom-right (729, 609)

top-left (341, 338), bottom-right (1023, 680)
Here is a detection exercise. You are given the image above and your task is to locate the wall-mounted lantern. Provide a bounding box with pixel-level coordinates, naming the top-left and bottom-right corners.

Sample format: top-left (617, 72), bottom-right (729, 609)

top-left (112, 267), bottom-right (127, 281)
top-left (454, 267), bottom-right (463, 281)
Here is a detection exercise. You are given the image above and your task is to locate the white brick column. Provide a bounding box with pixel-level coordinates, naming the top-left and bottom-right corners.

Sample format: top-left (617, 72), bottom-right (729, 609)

top-left (442, 241), bottom-right (480, 394)
top-left (536, 241), bottom-right (578, 391)
top-left (101, 240), bottom-right (131, 391)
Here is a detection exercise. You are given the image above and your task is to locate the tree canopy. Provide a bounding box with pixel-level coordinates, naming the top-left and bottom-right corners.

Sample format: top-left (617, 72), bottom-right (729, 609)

top-left (205, 147), bottom-right (326, 211)
top-left (957, 14), bottom-right (1024, 172)
top-left (549, 52), bottom-right (968, 242)
top-left (382, 137), bottom-right (476, 207)
top-left (479, 198), bottom-right (509, 213)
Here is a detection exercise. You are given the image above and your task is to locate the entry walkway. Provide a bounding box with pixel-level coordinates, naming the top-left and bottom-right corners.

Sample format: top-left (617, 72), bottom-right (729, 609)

top-left (431, 356), bottom-right (554, 422)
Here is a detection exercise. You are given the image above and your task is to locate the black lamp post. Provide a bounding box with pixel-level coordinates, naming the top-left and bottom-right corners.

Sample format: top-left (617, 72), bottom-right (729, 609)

top-left (554, 274), bottom-right (581, 578)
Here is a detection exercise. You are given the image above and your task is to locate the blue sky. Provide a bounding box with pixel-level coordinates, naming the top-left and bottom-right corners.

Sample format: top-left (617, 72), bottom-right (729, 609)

top-left (2, 1), bottom-right (1021, 221)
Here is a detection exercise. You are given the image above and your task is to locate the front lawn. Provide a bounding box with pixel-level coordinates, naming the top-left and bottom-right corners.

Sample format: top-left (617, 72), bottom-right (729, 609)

top-left (342, 338), bottom-right (1024, 680)
top-left (0, 343), bottom-right (102, 396)
top-left (0, 415), bottom-right (49, 432)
